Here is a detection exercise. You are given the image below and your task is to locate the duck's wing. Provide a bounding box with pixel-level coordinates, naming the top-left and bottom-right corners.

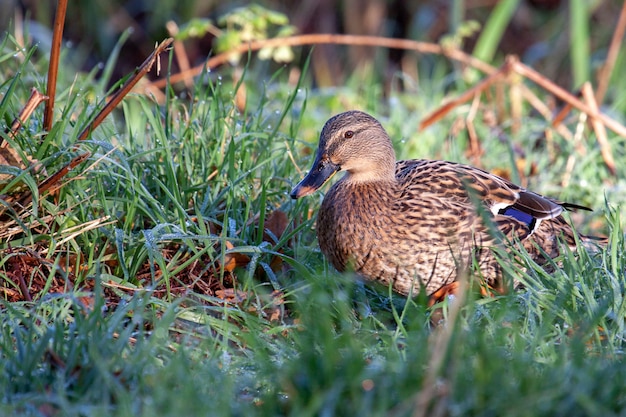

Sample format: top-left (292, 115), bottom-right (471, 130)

top-left (395, 160), bottom-right (590, 232)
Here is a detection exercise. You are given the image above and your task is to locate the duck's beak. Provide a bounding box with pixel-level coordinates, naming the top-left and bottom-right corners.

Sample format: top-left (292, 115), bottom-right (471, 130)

top-left (290, 156), bottom-right (340, 199)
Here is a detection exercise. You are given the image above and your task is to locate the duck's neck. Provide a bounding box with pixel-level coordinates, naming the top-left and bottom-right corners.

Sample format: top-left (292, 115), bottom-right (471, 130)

top-left (343, 168), bottom-right (397, 184)
top-left (342, 149), bottom-right (397, 184)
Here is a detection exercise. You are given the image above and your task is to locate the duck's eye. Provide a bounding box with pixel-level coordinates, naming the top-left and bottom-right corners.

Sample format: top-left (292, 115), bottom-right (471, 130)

top-left (344, 130), bottom-right (354, 139)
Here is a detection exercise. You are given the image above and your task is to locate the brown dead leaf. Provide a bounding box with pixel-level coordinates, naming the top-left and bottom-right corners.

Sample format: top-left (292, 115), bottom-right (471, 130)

top-left (188, 216), bottom-right (222, 235)
top-left (221, 240), bottom-right (251, 273)
top-left (268, 255), bottom-right (284, 273)
top-left (0, 145), bottom-right (24, 168)
top-left (267, 290), bottom-right (285, 322)
top-left (215, 288), bottom-right (248, 303)
top-left (262, 210), bottom-right (289, 272)
top-left (263, 210), bottom-right (288, 243)
top-left (4, 88), bottom-right (48, 147)
top-left (77, 292), bottom-right (95, 312)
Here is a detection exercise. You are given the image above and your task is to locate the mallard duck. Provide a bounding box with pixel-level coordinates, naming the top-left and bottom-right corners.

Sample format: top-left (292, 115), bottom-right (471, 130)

top-left (290, 110), bottom-right (597, 297)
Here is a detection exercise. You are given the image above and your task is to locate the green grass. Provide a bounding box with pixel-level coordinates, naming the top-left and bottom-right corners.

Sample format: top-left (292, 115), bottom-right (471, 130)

top-left (2, 26), bottom-right (626, 417)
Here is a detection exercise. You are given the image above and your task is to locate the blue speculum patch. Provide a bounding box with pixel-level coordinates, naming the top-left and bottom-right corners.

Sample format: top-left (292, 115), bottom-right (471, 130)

top-left (500, 207), bottom-right (537, 229)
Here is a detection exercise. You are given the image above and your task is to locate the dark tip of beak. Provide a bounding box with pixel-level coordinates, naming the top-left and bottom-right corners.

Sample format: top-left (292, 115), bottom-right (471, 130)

top-left (290, 158), bottom-right (340, 200)
top-left (290, 184), bottom-right (316, 199)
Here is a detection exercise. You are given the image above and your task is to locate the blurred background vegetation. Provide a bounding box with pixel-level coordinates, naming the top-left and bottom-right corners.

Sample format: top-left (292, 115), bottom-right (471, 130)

top-left (2, 0), bottom-right (623, 92)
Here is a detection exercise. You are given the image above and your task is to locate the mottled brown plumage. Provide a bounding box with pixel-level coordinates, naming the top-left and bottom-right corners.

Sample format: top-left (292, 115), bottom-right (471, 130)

top-left (290, 110), bottom-right (597, 297)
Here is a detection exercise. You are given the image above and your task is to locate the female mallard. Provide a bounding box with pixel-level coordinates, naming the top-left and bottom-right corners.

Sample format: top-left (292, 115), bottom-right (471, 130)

top-left (290, 110), bottom-right (596, 297)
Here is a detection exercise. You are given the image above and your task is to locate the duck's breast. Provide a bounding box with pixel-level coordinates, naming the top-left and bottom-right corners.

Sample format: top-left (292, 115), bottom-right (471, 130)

top-left (317, 180), bottom-right (394, 273)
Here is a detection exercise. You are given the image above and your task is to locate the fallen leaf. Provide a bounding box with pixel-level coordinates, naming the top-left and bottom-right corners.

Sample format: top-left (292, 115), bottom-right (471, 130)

top-left (221, 240), bottom-right (251, 273)
top-left (261, 210), bottom-right (289, 272)
top-left (215, 288), bottom-right (248, 302)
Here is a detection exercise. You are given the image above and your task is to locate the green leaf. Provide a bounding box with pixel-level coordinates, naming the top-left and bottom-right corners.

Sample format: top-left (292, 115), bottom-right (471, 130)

top-left (570, 0), bottom-right (590, 88)
top-left (472, 0), bottom-right (520, 62)
top-left (177, 18), bottom-right (215, 41)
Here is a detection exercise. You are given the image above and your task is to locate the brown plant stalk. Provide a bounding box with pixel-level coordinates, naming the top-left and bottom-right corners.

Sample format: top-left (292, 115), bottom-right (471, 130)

top-left (419, 59), bottom-right (513, 130)
top-left (76, 37), bottom-right (174, 141)
top-left (43, 0), bottom-right (68, 132)
top-left (149, 34), bottom-right (496, 90)
top-left (582, 82), bottom-right (616, 176)
top-left (6, 38), bottom-right (175, 212)
top-left (3, 88), bottom-right (48, 146)
top-left (421, 56), bottom-right (626, 141)
top-left (39, 38), bottom-right (175, 203)
top-left (150, 33), bottom-right (626, 143)
top-left (512, 59), bottom-right (626, 138)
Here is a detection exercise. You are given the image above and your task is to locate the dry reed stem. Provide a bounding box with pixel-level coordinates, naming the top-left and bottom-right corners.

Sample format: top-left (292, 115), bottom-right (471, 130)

top-left (40, 215), bottom-right (115, 255)
top-left (148, 33), bottom-right (626, 140)
top-left (420, 59), bottom-right (512, 130)
top-left (509, 70), bottom-right (522, 133)
top-left (423, 56), bottom-right (626, 139)
top-left (581, 82), bottom-right (616, 176)
top-left (4, 88), bottom-right (48, 146)
top-left (465, 92), bottom-right (483, 165)
top-left (511, 59), bottom-right (626, 137)
top-left (518, 85), bottom-right (573, 140)
top-left (37, 153), bottom-right (91, 195)
top-left (3, 39), bottom-right (174, 217)
top-left (562, 113), bottom-right (588, 188)
top-left (149, 33), bottom-right (626, 145)
top-left (43, 0), bottom-right (68, 132)
top-left (166, 21), bottom-right (194, 89)
top-left (148, 34), bottom-right (496, 90)
top-left (551, 102), bottom-right (573, 128)
top-left (10, 152), bottom-right (90, 209)
top-left (76, 37), bottom-right (174, 141)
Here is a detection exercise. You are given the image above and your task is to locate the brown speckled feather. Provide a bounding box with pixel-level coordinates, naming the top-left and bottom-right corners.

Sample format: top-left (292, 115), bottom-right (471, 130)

top-left (290, 111), bottom-right (601, 297)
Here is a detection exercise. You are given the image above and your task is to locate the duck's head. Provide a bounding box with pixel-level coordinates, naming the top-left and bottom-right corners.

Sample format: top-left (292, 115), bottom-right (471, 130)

top-left (290, 111), bottom-right (397, 199)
